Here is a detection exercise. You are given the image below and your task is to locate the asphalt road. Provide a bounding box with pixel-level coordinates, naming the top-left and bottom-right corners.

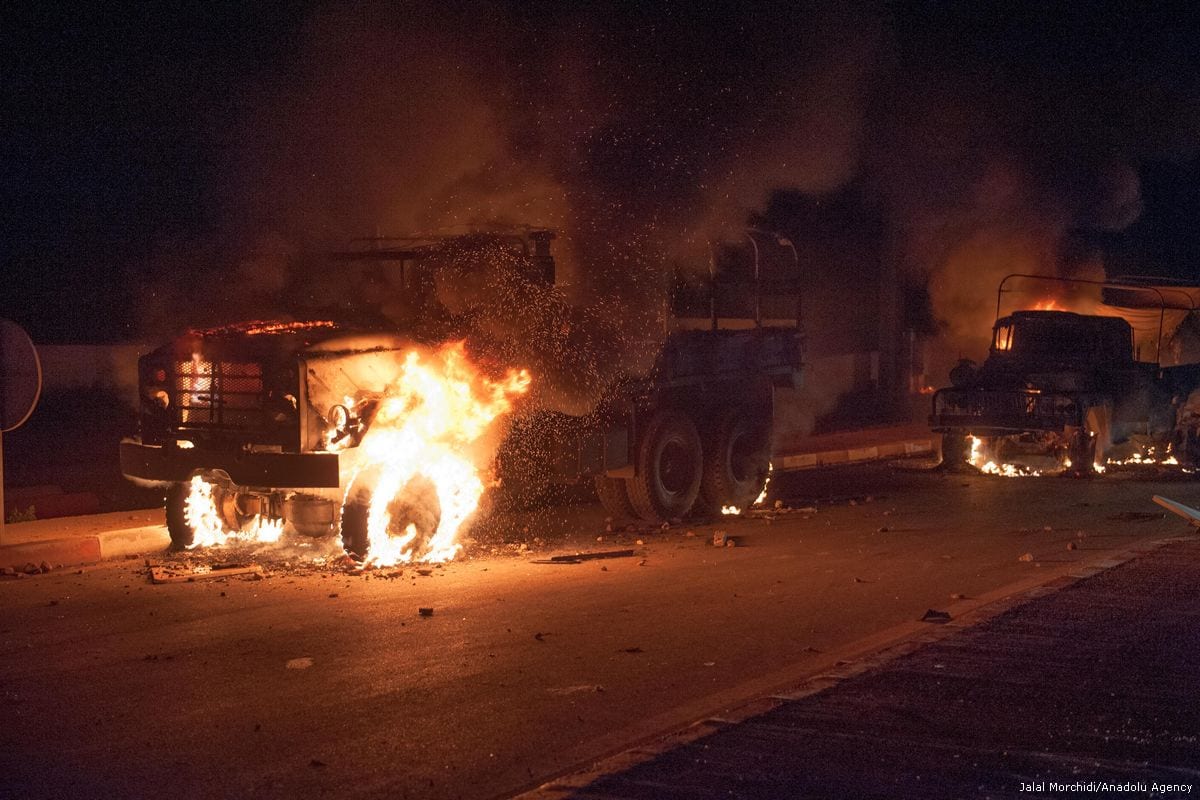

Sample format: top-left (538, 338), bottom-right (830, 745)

top-left (0, 464), bottom-right (1193, 799)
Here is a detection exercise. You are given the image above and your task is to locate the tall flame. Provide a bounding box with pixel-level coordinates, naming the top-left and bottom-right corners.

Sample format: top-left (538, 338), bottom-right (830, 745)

top-left (346, 342), bottom-right (531, 566)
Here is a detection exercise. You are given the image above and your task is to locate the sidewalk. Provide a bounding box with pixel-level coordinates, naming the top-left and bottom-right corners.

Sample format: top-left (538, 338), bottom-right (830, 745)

top-left (0, 508), bottom-right (168, 572)
top-left (538, 537), bottom-right (1200, 799)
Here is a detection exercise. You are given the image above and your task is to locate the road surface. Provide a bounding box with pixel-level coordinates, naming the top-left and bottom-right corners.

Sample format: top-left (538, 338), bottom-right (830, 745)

top-left (0, 464), bottom-right (1192, 799)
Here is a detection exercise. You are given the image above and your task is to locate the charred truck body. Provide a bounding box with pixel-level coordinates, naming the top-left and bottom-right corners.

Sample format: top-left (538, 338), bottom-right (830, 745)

top-left (931, 275), bottom-right (1200, 471)
top-left (120, 229), bottom-right (802, 554)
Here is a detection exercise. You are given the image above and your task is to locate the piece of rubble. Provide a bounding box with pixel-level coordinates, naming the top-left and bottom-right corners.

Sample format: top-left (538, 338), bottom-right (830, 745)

top-left (712, 531), bottom-right (728, 547)
top-left (23, 563), bottom-right (39, 575)
top-left (285, 657), bottom-right (314, 670)
top-left (921, 609), bottom-right (952, 623)
top-left (635, 539), bottom-right (644, 546)
top-left (1066, 541), bottom-right (1077, 551)
top-left (950, 593), bottom-right (966, 600)
top-left (725, 538), bottom-right (738, 547)
top-left (1018, 552), bottom-right (1035, 562)
top-left (39, 561), bottom-right (51, 573)
top-left (418, 607), bottom-right (434, 617)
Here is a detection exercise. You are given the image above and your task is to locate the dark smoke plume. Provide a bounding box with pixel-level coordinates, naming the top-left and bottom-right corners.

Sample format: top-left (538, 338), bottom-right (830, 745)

top-left (134, 1), bottom-right (1200, 422)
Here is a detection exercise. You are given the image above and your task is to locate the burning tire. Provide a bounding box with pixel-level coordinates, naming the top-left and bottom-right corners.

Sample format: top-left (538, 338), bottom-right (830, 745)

top-left (698, 407), bottom-right (771, 514)
top-left (340, 498), bottom-right (371, 560)
top-left (625, 410), bottom-right (703, 522)
top-left (594, 476), bottom-right (636, 520)
top-left (340, 475), bottom-right (443, 561)
top-left (940, 431), bottom-right (972, 469)
top-left (1066, 406), bottom-right (1109, 473)
top-left (165, 481), bottom-right (195, 550)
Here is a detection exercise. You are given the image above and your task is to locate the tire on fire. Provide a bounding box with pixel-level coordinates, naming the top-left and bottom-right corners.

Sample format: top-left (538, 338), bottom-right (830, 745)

top-left (165, 474), bottom-right (250, 550)
top-left (699, 406), bottom-right (771, 513)
top-left (625, 409), bottom-right (703, 522)
top-left (165, 481), bottom-right (195, 550)
top-left (1066, 405), bottom-right (1110, 472)
top-left (340, 473), bottom-right (442, 560)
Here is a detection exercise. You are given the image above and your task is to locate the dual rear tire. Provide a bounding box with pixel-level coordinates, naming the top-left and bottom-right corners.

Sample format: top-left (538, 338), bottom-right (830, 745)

top-left (597, 407), bottom-right (770, 523)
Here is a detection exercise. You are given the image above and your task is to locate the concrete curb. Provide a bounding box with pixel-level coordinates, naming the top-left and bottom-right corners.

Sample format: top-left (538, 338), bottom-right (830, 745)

top-left (0, 526), bottom-right (169, 571)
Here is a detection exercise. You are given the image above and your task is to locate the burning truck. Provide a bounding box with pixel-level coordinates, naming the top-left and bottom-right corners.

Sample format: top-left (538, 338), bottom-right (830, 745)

top-left (931, 274), bottom-right (1200, 474)
top-left (120, 229), bottom-right (802, 560)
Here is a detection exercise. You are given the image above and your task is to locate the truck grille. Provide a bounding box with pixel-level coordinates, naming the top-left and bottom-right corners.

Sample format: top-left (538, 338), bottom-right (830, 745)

top-left (932, 388), bottom-right (1080, 432)
top-left (174, 359), bottom-right (265, 430)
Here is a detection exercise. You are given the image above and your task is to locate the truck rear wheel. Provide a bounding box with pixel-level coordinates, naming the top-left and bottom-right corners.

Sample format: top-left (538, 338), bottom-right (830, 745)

top-left (699, 407), bottom-right (771, 514)
top-left (626, 410), bottom-right (703, 522)
top-left (594, 476), bottom-right (636, 520)
top-left (165, 482), bottom-right (194, 550)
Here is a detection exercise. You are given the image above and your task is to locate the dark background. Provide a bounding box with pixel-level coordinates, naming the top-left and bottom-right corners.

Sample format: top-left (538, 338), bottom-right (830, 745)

top-left (3, 0), bottom-right (1199, 344)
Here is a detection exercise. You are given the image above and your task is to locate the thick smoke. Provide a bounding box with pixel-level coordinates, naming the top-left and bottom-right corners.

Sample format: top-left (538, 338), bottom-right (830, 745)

top-left (135, 2), bottom-right (1200, 429)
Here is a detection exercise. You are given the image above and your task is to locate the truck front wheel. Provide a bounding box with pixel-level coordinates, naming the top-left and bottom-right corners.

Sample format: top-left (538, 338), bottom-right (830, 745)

top-left (626, 410), bottom-right (703, 522)
top-left (340, 499), bottom-right (370, 560)
top-left (165, 482), bottom-right (194, 550)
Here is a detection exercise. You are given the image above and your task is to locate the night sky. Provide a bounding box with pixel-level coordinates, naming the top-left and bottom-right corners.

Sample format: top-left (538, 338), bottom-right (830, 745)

top-left (3, 1), bottom-right (1199, 343)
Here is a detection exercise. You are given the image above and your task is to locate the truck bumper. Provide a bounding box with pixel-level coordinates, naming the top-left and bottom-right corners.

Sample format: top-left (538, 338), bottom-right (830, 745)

top-left (120, 440), bottom-right (341, 489)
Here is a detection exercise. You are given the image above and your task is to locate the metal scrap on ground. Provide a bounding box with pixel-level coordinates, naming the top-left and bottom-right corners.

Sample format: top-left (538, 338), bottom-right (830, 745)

top-left (148, 563), bottom-right (264, 584)
top-left (533, 549), bottom-right (636, 564)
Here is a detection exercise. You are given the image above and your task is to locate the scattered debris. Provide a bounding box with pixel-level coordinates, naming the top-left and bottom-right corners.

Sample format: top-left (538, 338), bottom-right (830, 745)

top-left (921, 609), bottom-right (952, 624)
top-left (309, 759), bottom-right (326, 768)
top-left (534, 632), bottom-right (547, 641)
top-left (328, 593), bottom-right (339, 598)
top-left (638, 559), bottom-right (647, 567)
top-left (150, 564), bottom-right (264, 584)
top-left (635, 539), bottom-right (644, 546)
top-left (286, 657), bottom-right (314, 670)
top-left (877, 526), bottom-right (890, 533)
top-left (416, 568), bottom-right (434, 576)
top-left (1018, 553), bottom-right (1035, 562)
top-left (712, 531), bottom-right (729, 547)
top-left (1066, 541), bottom-right (1077, 551)
top-left (418, 607), bottom-right (434, 617)
top-left (684, 530), bottom-right (696, 538)
top-left (620, 647), bottom-right (644, 654)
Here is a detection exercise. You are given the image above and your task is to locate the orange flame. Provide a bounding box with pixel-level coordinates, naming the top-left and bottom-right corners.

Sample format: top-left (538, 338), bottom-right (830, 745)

top-left (347, 342), bottom-right (531, 566)
top-left (1028, 299), bottom-right (1064, 311)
